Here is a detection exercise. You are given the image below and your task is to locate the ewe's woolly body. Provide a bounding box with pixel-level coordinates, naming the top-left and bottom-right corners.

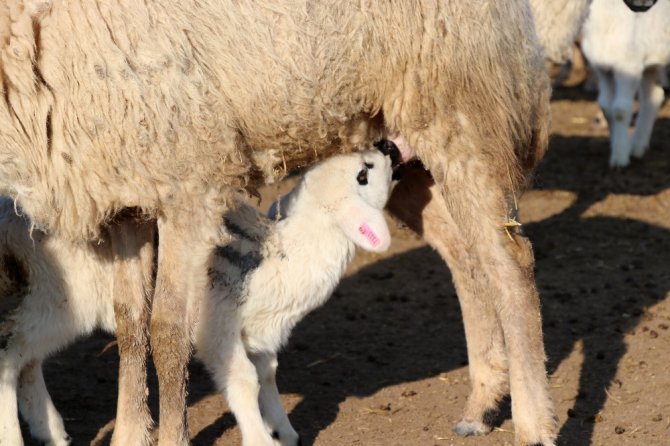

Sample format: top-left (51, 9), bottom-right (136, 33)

top-left (1, 0), bottom-right (548, 240)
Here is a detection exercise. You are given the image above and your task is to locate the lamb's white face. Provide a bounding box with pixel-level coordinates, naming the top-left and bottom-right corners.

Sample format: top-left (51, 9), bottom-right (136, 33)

top-left (301, 148), bottom-right (394, 252)
top-left (304, 149), bottom-right (394, 211)
top-left (353, 150), bottom-right (394, 210)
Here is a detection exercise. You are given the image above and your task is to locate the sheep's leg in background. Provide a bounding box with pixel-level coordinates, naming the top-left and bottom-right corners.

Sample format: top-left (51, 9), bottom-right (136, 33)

top-left (109, 217), bottom-right (156, 446)
top-left (632, 66), bottom-right (665, 159)
top-left (594, 68), bottom-right (615, 129)
top-left (17, 360), bottom-right (70, 446)
top-left (387, 155), bottom-right (555, 444)
top-left (151, 202), bottom-right (223, 446)
top-left (609, 71), bottom-right (641, 168)
top-left (660, 66), bottom-right (669, 89)
top-left (250, 352), bottom-right (300, 446)
top-left (386, 167), bottom-right (510, 437)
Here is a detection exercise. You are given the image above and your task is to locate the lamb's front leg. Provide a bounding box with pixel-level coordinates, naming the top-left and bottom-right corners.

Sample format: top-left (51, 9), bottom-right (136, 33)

top-left (17, 360), bottom-right (70, 446)
top-left (109, 218), bottom-right (155, 446)
top-left (250, 352), bottom-right (300, 446)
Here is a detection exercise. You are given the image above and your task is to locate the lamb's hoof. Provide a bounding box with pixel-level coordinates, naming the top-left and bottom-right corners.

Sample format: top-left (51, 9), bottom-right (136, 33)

top-left (453, 419), bottom-right (492, 437)
top-left (271, 430), bottom-right (302, 446)
top-left (44, 434), bottom-right (72, 446)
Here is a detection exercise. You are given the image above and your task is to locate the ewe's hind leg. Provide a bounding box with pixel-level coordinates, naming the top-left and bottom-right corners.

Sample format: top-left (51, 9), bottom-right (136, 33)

top-left (632, 67), bottom-right (665, 159)
top-left (151, 204), bottom-right (223, 446)
top-left (17, 360), bottom-right (70, 446)
top-left (250, 353), bottom-right (300, 446)
top-left (388, 159), bottom-right (555, 445)
top-left (387, 167), bottom-right (509, 436)
top-left (609, 71), bottom-right (641, 168)
top-left (109, 218), bottom-right (155, 446)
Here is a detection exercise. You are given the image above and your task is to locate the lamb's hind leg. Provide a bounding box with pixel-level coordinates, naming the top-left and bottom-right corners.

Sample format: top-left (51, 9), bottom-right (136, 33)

top-left (388, 160), bottom-right (555, 445)
top-left (250, 352), bottom-right (300, 446)
top-left (109, 216), bottom-right (156, 446)
top-left (151, 202), bottom-right (223, 446)
top-left (199, 327), bottom-right (275, 446)
top-left (17, 360), bottom-right (70, 446)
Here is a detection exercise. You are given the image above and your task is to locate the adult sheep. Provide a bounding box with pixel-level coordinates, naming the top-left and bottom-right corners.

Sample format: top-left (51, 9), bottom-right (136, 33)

top-left (529, 0), bottom-right (591, 65)
top-left (0, 1), bottom-right (554, 445)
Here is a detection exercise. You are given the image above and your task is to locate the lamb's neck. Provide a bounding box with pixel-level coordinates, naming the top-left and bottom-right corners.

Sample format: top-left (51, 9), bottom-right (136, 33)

top-left (275, 207), bottom-right (356, 278)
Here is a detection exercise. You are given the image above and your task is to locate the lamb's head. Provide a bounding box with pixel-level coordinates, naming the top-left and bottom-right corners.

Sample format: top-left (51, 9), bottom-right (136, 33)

top-left (298, 147), bottom-right (396, 253)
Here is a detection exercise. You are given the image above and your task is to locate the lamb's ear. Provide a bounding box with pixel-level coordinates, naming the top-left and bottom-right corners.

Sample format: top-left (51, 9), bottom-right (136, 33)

top-left (336, 198), bottom-right (391, 253)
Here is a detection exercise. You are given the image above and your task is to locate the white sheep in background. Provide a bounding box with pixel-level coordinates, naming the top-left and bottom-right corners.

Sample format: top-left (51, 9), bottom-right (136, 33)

top-left (529, 0), bottom-right (592, 65)
top-left (1, 2), bottom-right (555, 444)
top-left (0, 148), bottom-right (396, 446)
top-left (581, 0), bottom-right (670, 167)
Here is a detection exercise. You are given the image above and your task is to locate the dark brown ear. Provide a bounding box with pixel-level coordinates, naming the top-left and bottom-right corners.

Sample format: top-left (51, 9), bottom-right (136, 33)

top-left (622, 0), bottom-right (658, 12)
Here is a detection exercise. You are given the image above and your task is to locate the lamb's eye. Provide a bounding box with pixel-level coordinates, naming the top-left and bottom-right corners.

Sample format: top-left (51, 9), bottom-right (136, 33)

top-left (364, 162), bottom-right (374, 169)
top-left (357, 168), bottom-right (368, 185)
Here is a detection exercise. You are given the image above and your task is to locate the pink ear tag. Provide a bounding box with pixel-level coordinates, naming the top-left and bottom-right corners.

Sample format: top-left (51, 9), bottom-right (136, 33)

top-left (358, 223), bottom-right (380, 247)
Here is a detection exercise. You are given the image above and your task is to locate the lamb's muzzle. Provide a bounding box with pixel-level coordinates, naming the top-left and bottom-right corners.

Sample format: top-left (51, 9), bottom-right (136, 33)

top-left (623, 0), bottom-right (658, 12)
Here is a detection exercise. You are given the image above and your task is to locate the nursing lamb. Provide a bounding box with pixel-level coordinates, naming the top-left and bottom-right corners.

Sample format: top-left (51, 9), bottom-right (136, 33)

top-left (0, 148), bottom-right (396, 446)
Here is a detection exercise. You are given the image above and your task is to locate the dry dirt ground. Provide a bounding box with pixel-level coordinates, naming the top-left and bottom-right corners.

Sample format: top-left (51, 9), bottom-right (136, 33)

top-left (26, 87), bottom-right (670, 446)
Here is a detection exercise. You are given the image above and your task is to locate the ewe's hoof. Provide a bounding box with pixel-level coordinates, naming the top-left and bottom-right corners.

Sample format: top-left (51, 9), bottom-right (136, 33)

top-left (453, 419), bottom-right (492, 437)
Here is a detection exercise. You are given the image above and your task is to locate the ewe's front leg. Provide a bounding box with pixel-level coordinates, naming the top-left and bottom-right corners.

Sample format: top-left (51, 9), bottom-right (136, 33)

top-left (151, 205), bottom-right (222, 446)
top-left (109, 218), bottom-right (155, 446)
top-left (17, 360), bottom-right (70, 446)
top-left (250, 353), bottom-right (300, 446)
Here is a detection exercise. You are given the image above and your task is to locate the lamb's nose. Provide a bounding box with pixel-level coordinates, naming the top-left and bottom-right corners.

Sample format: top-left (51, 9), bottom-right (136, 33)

top-left (623, 0), bottom-right (658, 12)
top-left (373, 139), bottom-right (401, 167)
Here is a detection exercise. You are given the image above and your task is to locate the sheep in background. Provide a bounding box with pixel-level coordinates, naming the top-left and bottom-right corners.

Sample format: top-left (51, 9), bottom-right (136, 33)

top-left (581, 0), bottom-right (670, 167)
top-left (1, 2), bottom-right (554, 444)
top-left (529, 0), bottom-right (592, 66)
top-left (0, 148), bottom-right (397, 446)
